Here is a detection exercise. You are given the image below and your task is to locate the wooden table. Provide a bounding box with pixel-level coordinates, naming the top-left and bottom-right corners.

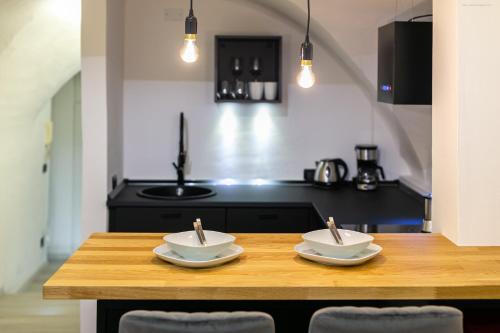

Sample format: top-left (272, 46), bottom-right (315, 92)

top-left (44, 233), bottom-right (500, 301)
top-left (43, 233), bottom-right (500, 332)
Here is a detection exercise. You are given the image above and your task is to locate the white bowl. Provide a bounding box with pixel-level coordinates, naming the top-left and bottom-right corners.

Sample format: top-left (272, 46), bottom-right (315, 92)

top-left (302, 229), bottom-right (374, 258)
top-left (164, 231), bottom-right (235, 260)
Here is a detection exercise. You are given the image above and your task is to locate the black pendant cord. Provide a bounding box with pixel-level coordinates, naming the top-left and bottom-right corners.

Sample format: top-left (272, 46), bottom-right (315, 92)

top-left (300, 0), bottom-right (313, 61)
top-left (185, 0), bottom-right (197, 35)
top-left (305, 0), bottom-right (310, 42)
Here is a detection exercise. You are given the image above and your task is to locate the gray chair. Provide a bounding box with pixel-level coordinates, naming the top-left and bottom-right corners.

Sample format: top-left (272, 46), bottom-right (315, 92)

top-left (119, 310), bottom-right (275, 333)
top-left (309, 306), bottom-right (463, 333)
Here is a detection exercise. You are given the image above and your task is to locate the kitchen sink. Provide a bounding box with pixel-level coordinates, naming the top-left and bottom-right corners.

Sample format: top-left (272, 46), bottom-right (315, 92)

top-left (137, 186), bottom-right (216, 200)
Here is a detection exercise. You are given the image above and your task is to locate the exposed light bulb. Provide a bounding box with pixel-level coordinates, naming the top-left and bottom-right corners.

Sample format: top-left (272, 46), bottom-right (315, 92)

top-left (297, 60), bottom-right (316, 88)
top-left (180, 34), bottom-right (199, 63)
top-left (297, 0), bottom-right (315, 89)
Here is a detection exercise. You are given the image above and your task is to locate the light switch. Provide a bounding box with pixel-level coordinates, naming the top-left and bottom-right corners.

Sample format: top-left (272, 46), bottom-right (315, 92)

top-left (44, 121), bottom-right (53, 145)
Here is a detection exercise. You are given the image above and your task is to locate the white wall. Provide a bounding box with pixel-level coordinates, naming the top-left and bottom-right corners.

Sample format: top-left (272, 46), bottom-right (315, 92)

top-left (48, 74), bottom-right (82, 259)
top-left (433, 0), bottom-right (500, 245)
top-left (0, 0), bottom-right (81, 293)
top-left (0, 102), bottom-right (51, 293)
top-left (80, 0), bottom-right (126, 331)
top-left (122, 0), bottom-right (432, 187)
top-left (457, 1), bottom-right (500, 245)
top-left (107, 0), bottom-right (125, 189)
top-left (80, 0), bottom-right (108, 243)
top-left (432, 0), bottom-right (459, 242)
top-left (80, 0), bottom-right (124, 246)
top-left (124, 82), bottom-right (371, 179)
top-left (80, 0), bottom-right (125, 255)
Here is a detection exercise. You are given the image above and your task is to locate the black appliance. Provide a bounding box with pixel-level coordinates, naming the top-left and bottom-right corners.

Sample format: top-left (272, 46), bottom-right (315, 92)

top-left (355, 145), bottom-right (385, 191)
top-left (377, 21), bottom-right (432, 105)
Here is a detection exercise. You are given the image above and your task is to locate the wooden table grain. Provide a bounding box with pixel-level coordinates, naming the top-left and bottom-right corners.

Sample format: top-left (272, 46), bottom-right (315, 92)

top-left (43, 233), bottom-right (500, 301)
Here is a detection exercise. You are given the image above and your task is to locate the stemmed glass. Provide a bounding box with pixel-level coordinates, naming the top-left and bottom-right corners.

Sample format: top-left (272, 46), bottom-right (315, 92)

top-left (250, 57), bottom-right (262, 80)
top-left (232, 57), bottom-right (243, 77)
top-left (231, 57), bottom-right (245, 99)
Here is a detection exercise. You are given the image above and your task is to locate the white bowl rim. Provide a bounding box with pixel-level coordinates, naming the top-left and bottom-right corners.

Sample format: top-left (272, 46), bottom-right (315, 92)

top-left (164, 230), bottom-right (235, 248)
top-left (302, 229), bottom-right (374, 247)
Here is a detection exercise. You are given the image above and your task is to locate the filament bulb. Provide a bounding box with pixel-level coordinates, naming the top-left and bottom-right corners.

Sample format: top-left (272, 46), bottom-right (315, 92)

top-left (180, 34), bottom-right (199, 63)
top-left (297, 60), bottom-right (315, 88)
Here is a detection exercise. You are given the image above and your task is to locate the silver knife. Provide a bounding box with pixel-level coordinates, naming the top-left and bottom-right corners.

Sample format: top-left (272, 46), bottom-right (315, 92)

top-left (327, 217), bottom-right (343, 245)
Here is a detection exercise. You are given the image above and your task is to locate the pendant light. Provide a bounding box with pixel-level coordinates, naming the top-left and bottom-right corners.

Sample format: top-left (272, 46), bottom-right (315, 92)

top-left (180, 0), bottom-right (199, 63)
top-left (297, 0), bottom-right (316, 88)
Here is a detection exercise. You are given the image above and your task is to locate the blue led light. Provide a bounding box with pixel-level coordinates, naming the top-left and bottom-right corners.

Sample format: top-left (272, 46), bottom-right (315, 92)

top-left (381, 84), bottom-right (392, 92)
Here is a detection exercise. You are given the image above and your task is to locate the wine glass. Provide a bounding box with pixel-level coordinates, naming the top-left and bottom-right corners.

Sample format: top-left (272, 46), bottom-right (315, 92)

top-left (249, 57), bottom-right (262, 80)
top-left (231, 57), bottom-right (243, 77)
top-left (219, 80), bottom-right (230, 99)
top-left (234, 80), bottom-right (246, 99)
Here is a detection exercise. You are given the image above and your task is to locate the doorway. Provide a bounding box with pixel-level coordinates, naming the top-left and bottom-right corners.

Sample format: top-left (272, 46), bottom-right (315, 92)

top-left (48, 73), bottom-right (82, 260)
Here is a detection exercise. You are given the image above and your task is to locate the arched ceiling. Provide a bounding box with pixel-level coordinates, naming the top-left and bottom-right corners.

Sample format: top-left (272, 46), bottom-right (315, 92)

top-left (0, 0), bottom-right (81, 119)
top-left (247, 0), bottom-right (431, 91)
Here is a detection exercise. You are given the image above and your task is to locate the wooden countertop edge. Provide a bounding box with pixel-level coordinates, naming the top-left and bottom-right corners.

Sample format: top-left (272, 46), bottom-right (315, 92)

top-left (43, 234), bottom-right (500, 301)
top-left (43, 285), bottom-right (500, 301)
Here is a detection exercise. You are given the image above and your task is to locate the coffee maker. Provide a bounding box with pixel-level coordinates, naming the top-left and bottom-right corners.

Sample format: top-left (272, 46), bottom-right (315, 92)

top-left (355, 145), bottom-right (385, 191)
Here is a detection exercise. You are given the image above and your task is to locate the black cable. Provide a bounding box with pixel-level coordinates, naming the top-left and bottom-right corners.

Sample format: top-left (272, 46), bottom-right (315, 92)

top-left (306, 0), bottom-right (310, 42)
top-left (408, 14), bottom-right (432, 22)
top-left (189, 0), bottom-right (193, 16)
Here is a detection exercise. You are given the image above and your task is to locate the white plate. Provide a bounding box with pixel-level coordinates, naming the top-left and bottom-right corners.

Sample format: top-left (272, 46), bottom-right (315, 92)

top-left (153, 243), bottom-right (244, 268)
top-left (295, 242), bottom-right (382, 266)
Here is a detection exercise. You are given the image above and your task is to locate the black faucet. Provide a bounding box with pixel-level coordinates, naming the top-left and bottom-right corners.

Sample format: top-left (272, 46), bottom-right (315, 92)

top-left (172, 112), bottom-right (186, 186)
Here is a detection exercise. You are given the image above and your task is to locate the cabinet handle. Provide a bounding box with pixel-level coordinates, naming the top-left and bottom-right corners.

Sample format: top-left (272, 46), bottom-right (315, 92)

top-left (258, 214), bottom-right (279, 221)
top-left (160, 213), bottom-right (182, 220)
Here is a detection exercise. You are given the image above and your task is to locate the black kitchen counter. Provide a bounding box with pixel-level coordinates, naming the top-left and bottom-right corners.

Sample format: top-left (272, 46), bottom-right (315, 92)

top-left (108, 180), bottom-right (425, 226)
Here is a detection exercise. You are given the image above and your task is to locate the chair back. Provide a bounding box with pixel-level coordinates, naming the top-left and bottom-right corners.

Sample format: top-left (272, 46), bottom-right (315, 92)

top-left (309, 306), bottom-right (463, 333)
top-left (119, 310), bottom-right (275, 333)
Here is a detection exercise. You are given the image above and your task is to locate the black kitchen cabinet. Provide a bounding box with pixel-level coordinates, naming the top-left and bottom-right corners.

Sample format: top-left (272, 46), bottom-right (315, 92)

top-left (309, 209), bottom-right (325, 230)
top-left (108, 181), bottom-right (425, 233)
top-left (109, 208), bottom-right (225, 233)
top-left (226, 208), bottom-right (310, 233)
top-left (109, 207), bottom-right (312, 233)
